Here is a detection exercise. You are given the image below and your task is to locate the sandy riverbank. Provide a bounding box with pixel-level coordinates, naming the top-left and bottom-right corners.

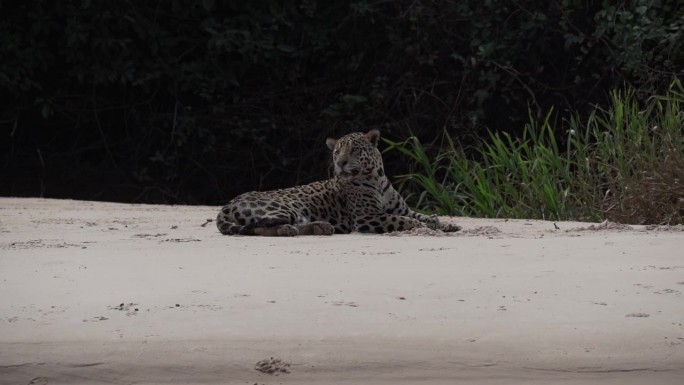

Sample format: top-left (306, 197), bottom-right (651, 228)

top-left (1, 198), bottom-right (683, 384)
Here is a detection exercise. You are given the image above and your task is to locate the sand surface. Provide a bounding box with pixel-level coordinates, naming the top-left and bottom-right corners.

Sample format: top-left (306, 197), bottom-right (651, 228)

top-left (1, 198), bottom-right (683, 384)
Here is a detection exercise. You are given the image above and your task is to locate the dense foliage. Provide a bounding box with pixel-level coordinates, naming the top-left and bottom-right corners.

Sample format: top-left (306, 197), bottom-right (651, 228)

top-left (388, 80), bottom-right (684, 224)
top-left (1, 0), bottom-right (682, 204)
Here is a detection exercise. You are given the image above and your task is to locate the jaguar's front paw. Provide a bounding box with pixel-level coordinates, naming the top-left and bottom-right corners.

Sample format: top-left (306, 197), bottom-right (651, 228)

top-left (276, 224), bottom-right (299, 236)
top-left (422, 215), bottom-right (461, 232)
top-left (311, 222), bottom-right (335, 235)
top-left (422, 214), bottom-right (440, 230)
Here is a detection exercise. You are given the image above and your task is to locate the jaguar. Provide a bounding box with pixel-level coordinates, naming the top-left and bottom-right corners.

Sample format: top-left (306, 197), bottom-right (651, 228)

top-left (216, 129), bottom-right (461, 236)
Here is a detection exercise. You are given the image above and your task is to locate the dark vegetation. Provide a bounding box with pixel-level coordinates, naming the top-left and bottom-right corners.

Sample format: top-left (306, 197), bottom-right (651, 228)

top-left (1, 1), bottom-right (682, 222)
top-left (388, 81), bottom-right (684, 224)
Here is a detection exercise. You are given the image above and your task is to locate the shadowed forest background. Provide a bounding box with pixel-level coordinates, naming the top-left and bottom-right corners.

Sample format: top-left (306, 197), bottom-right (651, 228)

top-left (2, 0), bottom-right (682, 209)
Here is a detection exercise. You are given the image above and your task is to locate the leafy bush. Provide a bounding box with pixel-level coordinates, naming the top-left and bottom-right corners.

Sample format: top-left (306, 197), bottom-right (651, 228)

top-left (388, 80), bottom-right (684, 224)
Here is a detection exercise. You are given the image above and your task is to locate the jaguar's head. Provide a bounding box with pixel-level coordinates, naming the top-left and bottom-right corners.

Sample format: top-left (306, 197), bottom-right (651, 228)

top-left (326, 129), bottom-right (384, 179)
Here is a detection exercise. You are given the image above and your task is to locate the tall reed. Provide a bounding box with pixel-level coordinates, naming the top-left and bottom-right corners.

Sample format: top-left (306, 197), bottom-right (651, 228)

top-left (386, 79), bottom-right (684, 224)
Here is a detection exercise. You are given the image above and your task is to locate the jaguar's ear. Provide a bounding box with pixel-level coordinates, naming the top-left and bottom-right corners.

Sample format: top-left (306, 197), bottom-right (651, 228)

top-left (326, 137), bottom-right (338, 150)
top-left (365, 129), bottom-right (380, 147)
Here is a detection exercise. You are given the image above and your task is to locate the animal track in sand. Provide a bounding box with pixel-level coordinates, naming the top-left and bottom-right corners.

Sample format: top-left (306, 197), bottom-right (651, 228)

top-left (161, 237), bottom-right (201, 243)
top-left (460, 226), bottom-right (502, 236)
top-left (645, 224), bottom-right (684, 232)
top-left (255, 357), bottom-right (291, 375)
top-left (330, 301), bottom-right (359, 307)
top-left (625, 312), bottom-right (650, 318)
top-left (2, 239), bottom-right (86, 250)
top-left (132, 233), bottom-right (167, 239)
top-left (654, 288), bottom-right (681, 295)
top-left (569, 220), bottom-right (632, 232)
top-left (383, 227), bottom-right (451, 236)
top-left (108, 302), bottom-right (139, 316)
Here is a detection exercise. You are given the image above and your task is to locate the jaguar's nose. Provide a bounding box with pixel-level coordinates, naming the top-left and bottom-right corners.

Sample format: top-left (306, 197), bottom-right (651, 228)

top-left (336, 155), bottom-right (349, 169)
